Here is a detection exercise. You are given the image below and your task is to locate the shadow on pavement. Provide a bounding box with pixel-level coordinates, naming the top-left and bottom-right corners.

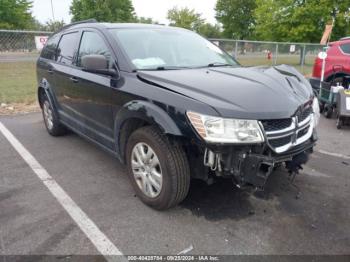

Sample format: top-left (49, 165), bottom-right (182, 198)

top-left (180, 178), bottom-right (254, 221)
top-left (181, 168), bottom-right (299, 221)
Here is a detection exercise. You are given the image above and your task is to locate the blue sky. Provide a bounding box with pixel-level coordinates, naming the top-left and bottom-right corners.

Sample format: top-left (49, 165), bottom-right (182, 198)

top-left (31, 0), bottom-right (217, 25)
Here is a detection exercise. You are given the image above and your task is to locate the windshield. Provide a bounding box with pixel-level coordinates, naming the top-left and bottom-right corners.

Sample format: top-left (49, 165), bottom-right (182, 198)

top-left (110, 28), bottom-right (238, 70)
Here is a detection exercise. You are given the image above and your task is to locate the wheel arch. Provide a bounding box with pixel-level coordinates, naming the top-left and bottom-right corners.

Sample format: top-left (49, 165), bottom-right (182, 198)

top-left (37, 80), bottom-right (59, 119)
top-left (114, 100), bottom-right (183, 163)
top-left (326, 72), bottom-right (349, 83)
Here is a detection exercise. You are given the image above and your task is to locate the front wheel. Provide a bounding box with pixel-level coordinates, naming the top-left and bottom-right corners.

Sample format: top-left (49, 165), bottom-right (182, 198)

top-left (126, 126), bottom-right (190, 210)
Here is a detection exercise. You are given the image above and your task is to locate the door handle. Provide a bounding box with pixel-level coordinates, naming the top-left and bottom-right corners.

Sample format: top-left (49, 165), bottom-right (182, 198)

top-left (47, 68), bottom-right (53, 74)
top-left (69, 76), bottom-right (79, 83)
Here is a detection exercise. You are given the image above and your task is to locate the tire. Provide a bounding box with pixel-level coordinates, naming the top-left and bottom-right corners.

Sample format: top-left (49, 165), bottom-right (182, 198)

top-left (323, 105), bottom-right (333, 119)
top-left (126, 126), bottom-right (190, 210)
top-left (41, 94), bottom-right (67, 136)
top-left (336, 118), bottom-right (342, 129)
top-left (319, 102), bottom-right (325, 113)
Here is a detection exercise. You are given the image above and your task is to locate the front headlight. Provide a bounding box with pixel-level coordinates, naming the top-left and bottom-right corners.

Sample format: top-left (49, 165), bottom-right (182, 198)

top-left (312, 97), bottom-right (320, 126)
top-left (187, 111), bottom-right (264, 143)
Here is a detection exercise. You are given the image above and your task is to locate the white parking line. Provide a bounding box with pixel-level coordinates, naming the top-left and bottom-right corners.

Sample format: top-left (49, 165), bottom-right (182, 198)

top-left (0, 122), bottom-right (124, 262)
top-left (302, 166), bottom-right (331, 178)
top-left (317, 149), bottom-right (350, 160)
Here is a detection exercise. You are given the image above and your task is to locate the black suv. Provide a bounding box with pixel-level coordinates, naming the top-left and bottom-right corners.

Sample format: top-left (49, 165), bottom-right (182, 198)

top-left (37, 21), bottom-right (319, 210)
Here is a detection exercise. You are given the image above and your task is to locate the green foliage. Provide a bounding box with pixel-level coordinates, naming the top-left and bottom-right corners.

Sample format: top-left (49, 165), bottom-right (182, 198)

top-left (198, 23), bottom-right (222, 38)
top-left (215, 0), bottom-right (256, 39)
top-left (43, 20), bottom-right (66, 32)
top-left (0, 0), bottom-right (35, 29)
top-left (135, 16), bottom-right (158, 24)
top-left (167, 7), bottom-right (222, 38)
top-left (70, 0), bottom-right (135, 23)
top-left (254, 0), bottom-right (350, 42)
top-left (167, 7), bottom-right (204, 31)
top-left (31, 19), bottom-right (65, 32)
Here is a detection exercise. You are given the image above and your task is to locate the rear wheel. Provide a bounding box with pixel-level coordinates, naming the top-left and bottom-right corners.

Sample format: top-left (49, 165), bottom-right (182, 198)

top-left (126, 126), bottom-right (190, 210)
top-left (336, 118), bottom-right (343, 129)
top-left (323, 105), bottom-right (333, 118)
top-left (41, 95), bottom-right (67, 136)
top-left (319, 102), bottom-right (325, 113)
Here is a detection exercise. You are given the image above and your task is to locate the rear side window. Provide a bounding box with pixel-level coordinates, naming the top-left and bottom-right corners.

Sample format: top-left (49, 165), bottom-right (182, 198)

top-left (56, 32), bottom-right (79, 65)
top-left (77, 31), bottom-right (111, 67)
top-left (41, 34), bottom-right (59, 60)
top-left (340, 43), bottom-right (350, 54)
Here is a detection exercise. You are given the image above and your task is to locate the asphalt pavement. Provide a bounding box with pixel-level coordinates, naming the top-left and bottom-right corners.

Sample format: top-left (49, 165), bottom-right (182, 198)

top-left (0, 112), bottom-right (349, 257)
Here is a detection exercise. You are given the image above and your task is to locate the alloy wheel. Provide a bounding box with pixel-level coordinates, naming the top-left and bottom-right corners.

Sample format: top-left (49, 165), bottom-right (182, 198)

top-left (43, 101), bottom-right (54, 130)
top-left (131, 142), bottom-right (163, 198)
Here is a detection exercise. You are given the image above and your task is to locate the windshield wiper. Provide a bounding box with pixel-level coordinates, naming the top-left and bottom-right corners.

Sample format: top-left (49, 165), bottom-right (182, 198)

top-left (139, 66), bottom-right (193, 71)
top-left (207, 62), bottom-right (233, 67)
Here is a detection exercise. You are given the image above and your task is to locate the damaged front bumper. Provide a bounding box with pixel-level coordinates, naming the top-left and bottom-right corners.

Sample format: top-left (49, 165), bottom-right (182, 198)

top-left (203, 129), bottom-right (317, 189)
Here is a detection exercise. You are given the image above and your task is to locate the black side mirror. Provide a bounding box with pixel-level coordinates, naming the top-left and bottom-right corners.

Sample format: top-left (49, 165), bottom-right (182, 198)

top-left (81, 54), bottom-right (119, 78)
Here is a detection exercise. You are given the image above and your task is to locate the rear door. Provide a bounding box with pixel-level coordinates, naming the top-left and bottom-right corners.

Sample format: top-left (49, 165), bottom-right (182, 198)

top-left (52, 31), bottom-right (80, 116)
top-left (65, 29), bottom-right (115, 149)
top-left (37, 34), bottom-right (60, 101)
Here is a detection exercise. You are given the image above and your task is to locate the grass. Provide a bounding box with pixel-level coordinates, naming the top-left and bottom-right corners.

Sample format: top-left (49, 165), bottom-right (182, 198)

top-left (237, 54), bottom-right (315, 76)
top-left (0, 61), bottom-right (37, 104)
top-left (0, 55), bottom-right (316, 104)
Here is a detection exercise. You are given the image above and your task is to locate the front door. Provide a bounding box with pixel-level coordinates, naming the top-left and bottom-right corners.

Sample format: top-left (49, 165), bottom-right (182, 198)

top-left (65, 30), bottom-right (115, 149)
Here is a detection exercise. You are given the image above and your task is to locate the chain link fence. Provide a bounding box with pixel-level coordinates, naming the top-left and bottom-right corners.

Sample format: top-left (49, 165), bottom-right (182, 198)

top-left (0, 30), bottom-right (52, 104)
top-left (0, 30), bottom-right (325, 104)
top-left (210, 39), bottom-right (325, 76)
top-left (0, 30), bottom-right (52, 62)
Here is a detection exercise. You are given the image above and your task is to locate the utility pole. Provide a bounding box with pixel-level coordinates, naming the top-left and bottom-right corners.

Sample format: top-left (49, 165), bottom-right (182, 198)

top-left (50, 0), bottom-right (55, 21)
top-left (320, 17), bottom-right (335, 87)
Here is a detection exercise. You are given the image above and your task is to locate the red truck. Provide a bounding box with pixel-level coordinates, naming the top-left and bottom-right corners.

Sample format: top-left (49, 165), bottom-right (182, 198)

top-left (310, 37), bottom-right (350, 89)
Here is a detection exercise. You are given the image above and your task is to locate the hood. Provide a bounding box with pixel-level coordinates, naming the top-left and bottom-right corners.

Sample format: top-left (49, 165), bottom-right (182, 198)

top-left (137, 65), bottom-right (313, 119)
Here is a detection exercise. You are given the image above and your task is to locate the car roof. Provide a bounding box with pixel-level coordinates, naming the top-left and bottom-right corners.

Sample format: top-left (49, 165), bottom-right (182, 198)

top-left (329, 38), bottom-right (350, 46)
top-left (60, 21), bottom-right (183, 33)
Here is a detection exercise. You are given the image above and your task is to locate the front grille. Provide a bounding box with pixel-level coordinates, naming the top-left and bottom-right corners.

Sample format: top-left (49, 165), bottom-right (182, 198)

top-left (261, 118), bottom-right (292, 132)
top-left (261, 108), bottom-right (313, 153)
top-left (297, 126), bottom-right (309, 138)
top-left (269, 135), bottom-right (292, 148)
top-left (298, 107), bottom-right (312, 122)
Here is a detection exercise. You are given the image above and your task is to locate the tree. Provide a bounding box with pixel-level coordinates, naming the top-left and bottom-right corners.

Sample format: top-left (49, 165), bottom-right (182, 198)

top-left (135, 16), bottom-right (158, 24)
top-left (31, 19), bottom-right (46, 31)
top-left (215, 0), bottom-right (256, 39)
top-left (43, 19), bottom-right (66, 32)
top-left (70, 0), bottom-right (135, 23)
top-left (0, 0), bottom-right (35, 29)
top-left (198, 23), bottom-right (222, 38)
top-left (254, 0), bottom-right (350, 43)
top-left (167, 7), bottom-right (205, 31)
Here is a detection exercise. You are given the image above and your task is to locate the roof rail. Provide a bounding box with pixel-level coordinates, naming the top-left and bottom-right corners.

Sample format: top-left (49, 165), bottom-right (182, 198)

top-left (340, 36), bottom-right (350, 41)
top-left (60, 19), bottom-right (97, 31)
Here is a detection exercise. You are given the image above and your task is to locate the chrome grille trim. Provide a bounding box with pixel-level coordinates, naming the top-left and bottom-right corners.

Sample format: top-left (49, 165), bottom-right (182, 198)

top-left (261, 113), bottom-right (314, 153)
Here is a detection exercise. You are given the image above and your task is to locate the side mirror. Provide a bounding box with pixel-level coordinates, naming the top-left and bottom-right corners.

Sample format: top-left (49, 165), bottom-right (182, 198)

top-left (81, 54), bottom-right (118, 77)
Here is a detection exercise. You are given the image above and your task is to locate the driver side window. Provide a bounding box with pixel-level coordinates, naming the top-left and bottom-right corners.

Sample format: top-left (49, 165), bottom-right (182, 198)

top-left (77, 31), bottom-right (111, 67)
top-left (340, 43), bottom-right (350, 55)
